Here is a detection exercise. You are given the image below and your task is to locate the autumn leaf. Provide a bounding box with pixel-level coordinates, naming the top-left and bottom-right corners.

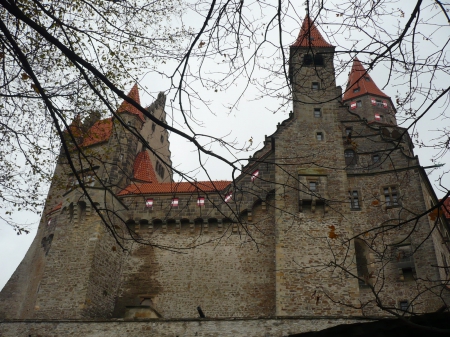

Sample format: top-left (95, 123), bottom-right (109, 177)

top-left (328, 225), bottom-right (338, 239)
top-left (31, 84), bottom-right (40, 93)
top-left (198, 41), bottom-right (205, 48)
top-left (21, 73), bottom-right (30, 80)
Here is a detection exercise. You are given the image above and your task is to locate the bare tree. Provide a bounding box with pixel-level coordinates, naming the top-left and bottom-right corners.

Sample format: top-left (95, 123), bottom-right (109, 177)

top-left (1, 0), bottom-right (449, 328)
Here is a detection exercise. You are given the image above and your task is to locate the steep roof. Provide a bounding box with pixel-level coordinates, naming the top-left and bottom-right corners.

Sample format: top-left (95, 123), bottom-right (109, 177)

top-left (79, 118), bottom-right (113, 147)
top-left (118, 180), bottom-right (230, 196)
top-left (292, 16), bottom-right (334, 48)
top-left (343, 58), bottom-right (390, 101)
top-left (133, 151), bottom-right (157, 183)
top-left (117, 84), bottom-right (145, 122)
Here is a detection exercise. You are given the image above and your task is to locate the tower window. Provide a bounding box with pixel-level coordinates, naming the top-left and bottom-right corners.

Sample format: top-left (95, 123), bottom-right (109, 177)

top-left (345, 127), bottom-right (352, 136)
top-left (349, 190), bottom-right (360, 210)
top-left (353, 87), bottom-right (360, 93)
top-left (303, 54), bottom-right (313, 65)
top-left (373, 154), bottom-right (380, 163)
top-left (160, 135), bottom-right (164, 143)
top-left (314, 54), bottom-right (324, 66)
top-left (312, 82), bottom-right (320, 90)
top-left (383, 186), bottom-right (399, 207)
top-left (309, 181), bottom-right (317, 192)
top-left (316, 132), bottom-right (323, 141)
top-left (152, 123), bottom-right (156, 132)
top-left (344, 149), bottom-right (356, 166)
top-left (356, 100), bottom-right (362, 107)
top-left (314, 108), bottom-right (322, 118)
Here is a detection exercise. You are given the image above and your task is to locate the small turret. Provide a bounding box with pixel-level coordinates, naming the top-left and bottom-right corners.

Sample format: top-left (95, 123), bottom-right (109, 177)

top-left (343, 58), bottom-right (397, 125)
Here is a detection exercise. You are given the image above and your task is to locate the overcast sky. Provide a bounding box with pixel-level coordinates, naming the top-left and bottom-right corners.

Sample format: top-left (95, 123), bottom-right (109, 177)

top-left (1, 0), bottom-right (449, 291)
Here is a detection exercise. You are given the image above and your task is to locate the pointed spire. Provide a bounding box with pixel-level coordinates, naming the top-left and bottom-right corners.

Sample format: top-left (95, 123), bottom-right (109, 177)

top-left (292, 15), bottom-right (334, 48)
top-left (117, 84), bottom-right (145, 122)
top-left (133, 150), bottom-right (157, 183)
top-left (343, 58), bottom-right (390, 101)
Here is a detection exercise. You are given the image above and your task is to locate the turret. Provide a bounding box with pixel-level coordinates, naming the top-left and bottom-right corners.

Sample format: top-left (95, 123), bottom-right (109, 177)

top-left (342, 58), bottom-right (397, 125)
top-left (289, 15), bottom-right (338, 112)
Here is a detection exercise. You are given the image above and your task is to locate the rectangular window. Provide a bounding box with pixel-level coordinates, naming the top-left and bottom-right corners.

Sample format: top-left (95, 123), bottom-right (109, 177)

top-left (345, 127), bottom-right (352, 136)
top-left (314, 108), bottom-right (322, 118)
top-left (171, 198), bottom-right (179, 207)
top-left (353, 87), bottom-right (360, 93)
top-left (384, 186), bottom-right (399, 207)
top-left (373, 154), bottom-right (380, 163)
top-left (399, 300), bottom-right (409, 312)
top-left (309, 181), bottom-right (317, 192)
top-left (312, 82), bottom-right (320, 90)
top-left (146, 198), bottom-right (154, 208)
top-left (316, 132), bottom-right (323, 141)
top-left (376, 99), bottom-right (383, 107)
top-left (197, 197), bottom-right (205, 207)
top-left (356, 100), bottom-right (362, 107)
top-left (350, 190), bottom-right (360, 210)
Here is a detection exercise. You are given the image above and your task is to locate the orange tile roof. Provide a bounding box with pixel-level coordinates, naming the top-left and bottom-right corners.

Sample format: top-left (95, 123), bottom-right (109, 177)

top-left (133, 151), bottom-right (157, 183)
top-left (117, 84), bottom-right (145, 122)
top-left (79, 118), bottom-right (113, 147)
top-left (118, 180), bottom-right (231, 196)
top-left (292, 16), bottom-right (334, 48)
top-left (343, 58), bottom-right (390, 101)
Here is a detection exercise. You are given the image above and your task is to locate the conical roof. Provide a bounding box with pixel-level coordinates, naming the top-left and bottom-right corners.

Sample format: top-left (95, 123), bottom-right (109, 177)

top-left (117, 84), bottom-right (145, 122)
top-left (343, 58), bottom-right (390, 101)
top-left (133, 150), bottom-right (157, 183)
top-left (292, 16), bottom-right (334, 48)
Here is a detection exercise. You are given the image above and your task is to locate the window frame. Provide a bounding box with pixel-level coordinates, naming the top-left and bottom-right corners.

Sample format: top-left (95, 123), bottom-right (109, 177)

top-left (316, 132), bottom-right (324, 141)
top-left (311, 82), bottom-right (320, 90)
top-left (344, 149), bottom-right (357, 166)
top-left (349, 190), bottom-right (361, 210)
top-left (356, 100), bottom-right (362, 108)
top-left (313, 108), bottom-right (322, 118)
top-left (383, 186), bottom-right (400, 208)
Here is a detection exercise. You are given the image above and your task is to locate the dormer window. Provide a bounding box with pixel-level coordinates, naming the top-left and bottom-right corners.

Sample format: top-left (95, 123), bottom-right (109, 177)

top-left (353, 87), bottom-right (360, 93)
top-left (364, 77), bottom-right (370, 81)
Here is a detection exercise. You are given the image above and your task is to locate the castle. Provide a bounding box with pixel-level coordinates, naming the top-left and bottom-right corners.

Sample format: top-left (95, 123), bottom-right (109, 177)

top-left (1, 16), bottom-right (449, 337)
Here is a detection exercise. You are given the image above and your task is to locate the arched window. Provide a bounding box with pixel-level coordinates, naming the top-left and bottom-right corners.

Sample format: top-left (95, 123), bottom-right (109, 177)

top-left (344, 149), bottom-right (356, 166)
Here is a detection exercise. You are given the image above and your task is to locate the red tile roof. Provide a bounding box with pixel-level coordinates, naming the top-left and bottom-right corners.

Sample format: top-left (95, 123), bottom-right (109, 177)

top-left (343, 58), bottom-right (390, 101)
top-left (117, 84), bottom-right (145, 122)
top-left (47, 202), bottom-right (62, 215)
top-left (292, 16), bottom-right (334, 48)
top-left (79, 118), bottom-right (113, 147)
top-left (118, 180), bottom-right (231, 196)
top-left (133, 151), bottom-right (157, 183)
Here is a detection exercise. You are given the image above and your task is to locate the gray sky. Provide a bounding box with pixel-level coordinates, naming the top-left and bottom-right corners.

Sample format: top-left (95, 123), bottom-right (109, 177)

top-left (1, 0), bottom-right (449, 291)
